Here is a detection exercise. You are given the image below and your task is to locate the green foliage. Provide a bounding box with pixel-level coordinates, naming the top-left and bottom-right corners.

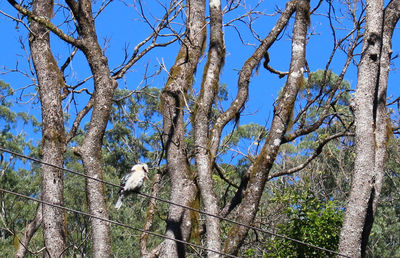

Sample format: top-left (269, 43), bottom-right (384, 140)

top-left (368, 203), bottom-right (400, 257)
top-left (0, 81), bottom-right (17, 125)
top-left (306, 69), bottom-right (350, 92)
top-left (265, 185), bottom-right (343, 257)
top-left (0, 80), bottom-right (42, 257)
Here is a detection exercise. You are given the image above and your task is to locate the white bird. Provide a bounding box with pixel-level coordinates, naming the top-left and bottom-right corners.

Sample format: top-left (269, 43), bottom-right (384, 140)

top-left (115, 163), bottom-right (149, 210)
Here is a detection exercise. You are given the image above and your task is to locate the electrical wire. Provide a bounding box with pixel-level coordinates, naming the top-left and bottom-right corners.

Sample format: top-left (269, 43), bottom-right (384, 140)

top-left (0, 187), bottom-right (238, 258)
top-left (0, 146), bottom-right (349, 257)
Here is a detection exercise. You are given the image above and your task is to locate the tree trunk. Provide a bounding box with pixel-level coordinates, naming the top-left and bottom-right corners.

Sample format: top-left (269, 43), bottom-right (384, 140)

top-left (29, 0), bottom-right (66, 255)
top-left (157, 0), bottom-right (206, 256)
top-left (77, 50), bottom-right (115, 258)
top-left (339, 0), bottom-right (400, 256)
top-left (193, 0), bottom-right (224, 256)
top-left (65, 0), bottom-right (117, 256)
top-left (372, 0), bottom-right (400, 217)
top-left (223, 0), bottom-right (310, 255)
top-left (338, 1), bottom-right (383, 257)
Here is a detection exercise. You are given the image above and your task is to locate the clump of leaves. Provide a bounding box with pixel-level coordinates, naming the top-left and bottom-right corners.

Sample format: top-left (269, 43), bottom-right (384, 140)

top-left (265, 184), bottom-right (343, 257)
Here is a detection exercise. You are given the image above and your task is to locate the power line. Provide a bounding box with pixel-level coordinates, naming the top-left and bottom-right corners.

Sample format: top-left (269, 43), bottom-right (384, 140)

top-left (0, 147), bottom-right (119, 188)
top-left (0, 187), bottom-right (238, 258)
top-left (0, 146), bottom-right (349, 257)
top-left (138, 192), bottom-right (348, 257)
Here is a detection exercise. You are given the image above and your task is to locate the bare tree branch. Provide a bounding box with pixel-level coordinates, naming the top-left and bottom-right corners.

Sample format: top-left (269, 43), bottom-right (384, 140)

top-left (7, 0), bottom-right (80, 46)
top-left (209, 0), bottom-right (297, 160)
top-left (270, 130), bottom-right (354, 180)
top-left (14, 204), bottom-right (43, 258)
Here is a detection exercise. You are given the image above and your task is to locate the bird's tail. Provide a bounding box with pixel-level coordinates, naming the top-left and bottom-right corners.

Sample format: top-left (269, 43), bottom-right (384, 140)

top-left (115, 196), bottom-right (124, 210)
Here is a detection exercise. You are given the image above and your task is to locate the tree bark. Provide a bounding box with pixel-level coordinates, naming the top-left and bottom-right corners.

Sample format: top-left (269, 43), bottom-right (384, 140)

top-left (65, 1), bottom-right (117, 256)
top-left (223, 0), bottom-right (310, 255)
top-left (372, 0), bottom-right (400, 216)
top-left (338, 1), bottom-right (384, 257)
top-left (193, 0), bottom-right (224, 256)
top-left (29, 0), bottom-right (67, 255)
top-left (339, 1), bottom-right (400, 257)
top-left (157, 0), bottom-right (206, 256)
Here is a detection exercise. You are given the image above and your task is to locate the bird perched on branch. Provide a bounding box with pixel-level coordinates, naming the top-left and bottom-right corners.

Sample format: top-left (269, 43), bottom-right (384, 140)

top-left (115, 163), bottom-right (149, 210)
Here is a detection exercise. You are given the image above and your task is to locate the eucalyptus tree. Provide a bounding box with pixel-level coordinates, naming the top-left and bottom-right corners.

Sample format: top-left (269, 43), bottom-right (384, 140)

top-left (339, 1), bottom-right (400, 256)
top-left (27, 1), bottom-right (67, 255)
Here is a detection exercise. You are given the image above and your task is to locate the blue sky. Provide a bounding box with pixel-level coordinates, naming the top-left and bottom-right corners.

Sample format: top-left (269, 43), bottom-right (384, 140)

top-left (1, 0), bottom-right (399, 144)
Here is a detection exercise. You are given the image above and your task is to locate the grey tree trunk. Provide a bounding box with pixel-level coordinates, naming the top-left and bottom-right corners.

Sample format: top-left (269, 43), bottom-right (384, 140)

top-left (339, 0), bottom-right (400, 257)
top-left (158, 0), bottom-right (206, 256)
top-left (222, 0), bottom-right (310, 254)
top-left (65, 1), bottom-right (117, 256)
top-left (193, 0), bottom-right (224, 256)
top-left (373, 0), bottom-right (400, 215)
top-left (29, 0), bottom-right (66, 256)
top-left (338, 1), bottom-right (383, 256)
